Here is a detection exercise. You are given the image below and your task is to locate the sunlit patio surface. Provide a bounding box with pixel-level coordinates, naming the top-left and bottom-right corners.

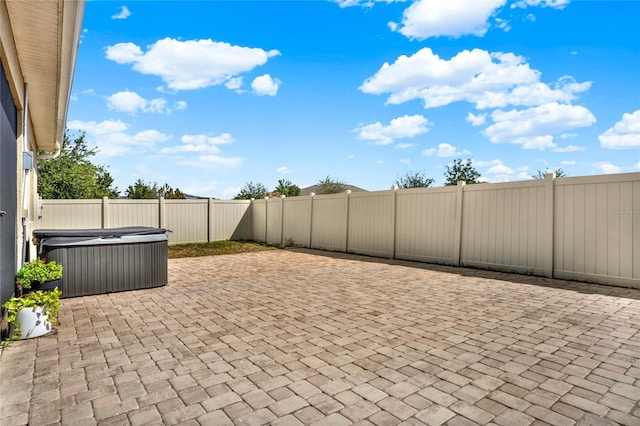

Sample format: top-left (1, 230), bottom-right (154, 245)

top-left (1, 249), bottom-right (639, 425)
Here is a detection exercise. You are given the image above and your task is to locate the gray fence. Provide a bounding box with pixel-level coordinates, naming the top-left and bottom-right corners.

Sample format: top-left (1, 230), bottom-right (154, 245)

top-left (40, 172), bottom-right (640, 288)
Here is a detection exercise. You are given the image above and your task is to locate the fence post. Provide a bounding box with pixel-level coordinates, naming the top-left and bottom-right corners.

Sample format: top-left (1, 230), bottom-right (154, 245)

top-left (280, 195), bottom-right (286, 245)
top-left (544, 173), bottom-right (555, 278)
top-left (344, 190), bottom-right (351, 252)
top-left (453, 181), bottom-right (466, 266)
top-left (391, 187), bottom-right (398, 260)
top-left (159, 197), bottom-right (165, 228)
top-left (208, 198), bottom-right (214, 242)
top-left (264, 196), bottom-right (268, 243)
top-left (102, 196), bottom-right (109, 229)
top-left (308, 193), bottom-right (315, 248)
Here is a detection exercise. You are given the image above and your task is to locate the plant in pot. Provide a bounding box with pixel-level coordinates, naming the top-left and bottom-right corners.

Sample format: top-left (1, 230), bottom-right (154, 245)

top-left (16, 258), bottom-right (63, 295)
top-left (2, 287), bottom-right (62, 342)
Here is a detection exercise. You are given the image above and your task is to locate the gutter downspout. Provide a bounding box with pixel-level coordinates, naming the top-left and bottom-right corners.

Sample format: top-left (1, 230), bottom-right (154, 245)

top-left (36, 144), bottom-right (62, 160)
top-left (21, 83), bottom-right (29, 266)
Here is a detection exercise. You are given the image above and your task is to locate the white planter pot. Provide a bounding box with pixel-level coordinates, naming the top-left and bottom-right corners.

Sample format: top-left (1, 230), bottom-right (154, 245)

top-left (15, 306), bottom-right (52, 339)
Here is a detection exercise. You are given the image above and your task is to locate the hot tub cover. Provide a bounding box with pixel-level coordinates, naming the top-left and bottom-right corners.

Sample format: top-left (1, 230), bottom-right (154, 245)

top-left (33, 227), bottom-right (169, 247)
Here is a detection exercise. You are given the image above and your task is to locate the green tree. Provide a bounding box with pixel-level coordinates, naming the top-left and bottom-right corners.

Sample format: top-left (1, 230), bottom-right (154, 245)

top-left (159, 183), bottom-right (186, 199)
top-left (393, 170), bottom-right (434, 189)
top-left (316, 175), bottom-right (347, 194)
top-left (234, 181), bottom-right (268, 199)
top-left (444, 158), bottom-right (481, 186)
top-left (271, 179), bottom-right (300, 197)
top-left (532, 168), bottom-right (567, 179)
top-left (124, 180), bottom-right (185, 199)
top-left (37, 132), bottom-right (119, 199)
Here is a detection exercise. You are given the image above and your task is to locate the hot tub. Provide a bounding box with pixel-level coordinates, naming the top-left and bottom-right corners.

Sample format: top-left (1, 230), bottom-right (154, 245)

top-left (33, 227), bottom-right (169, 298)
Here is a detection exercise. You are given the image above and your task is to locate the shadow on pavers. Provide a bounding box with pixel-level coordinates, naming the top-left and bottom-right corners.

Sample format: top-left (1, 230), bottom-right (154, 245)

top-left (287, 247), bottom-right (640, 301)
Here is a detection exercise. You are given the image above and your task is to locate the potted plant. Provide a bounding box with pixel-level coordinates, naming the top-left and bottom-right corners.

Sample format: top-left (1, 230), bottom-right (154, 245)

top-left (16, 258), bottom-right (63, 295)
top-left (2, 287), bottom-right (62, 341)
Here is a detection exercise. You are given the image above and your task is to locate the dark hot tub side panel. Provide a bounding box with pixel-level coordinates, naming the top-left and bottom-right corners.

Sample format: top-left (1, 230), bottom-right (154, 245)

top-left (34, 227), bottom-right (168, 298)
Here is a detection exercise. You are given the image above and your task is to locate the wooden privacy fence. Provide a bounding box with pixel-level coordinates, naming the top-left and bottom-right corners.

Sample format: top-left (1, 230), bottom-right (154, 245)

top-left (40, 172), bottom-right (640, 288)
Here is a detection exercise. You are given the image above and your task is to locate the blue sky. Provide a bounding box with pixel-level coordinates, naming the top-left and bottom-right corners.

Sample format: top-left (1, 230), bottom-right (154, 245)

top-left (67, 0), bottom-right (640, 198)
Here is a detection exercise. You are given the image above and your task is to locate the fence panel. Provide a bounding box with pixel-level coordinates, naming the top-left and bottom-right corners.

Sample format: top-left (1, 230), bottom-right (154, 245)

top-left (210, 200), bottom-right (251, 241)
top-left (164, 200), bottom-right (208, 244)
top-left (39, 199), bottom-right (102, 229)
top-left (554, 173), bottom-right (640, 286)
top-left (39, 172), bottom-right (640, 288)
top-left (266, 198), bottom-right (283, 245)
top-left (395, 187), bottom-right (458, 264)
top-left (310, 193), bottom-right (347, 251)
top-left (107, 199), bottom-right (159, 228)
top-left (461, 181), bottom-right (546, 275)
top-left (347, 190), bottom-right (394, 258)
top-left (251, 199), bottom-right (267, 242)
top-left (282, 197), bottom-right (311, 247)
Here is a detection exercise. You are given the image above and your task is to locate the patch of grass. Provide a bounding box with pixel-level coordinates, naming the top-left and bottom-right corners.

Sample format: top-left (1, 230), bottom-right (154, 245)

top-left (168, 240), bottom-right (278, 259)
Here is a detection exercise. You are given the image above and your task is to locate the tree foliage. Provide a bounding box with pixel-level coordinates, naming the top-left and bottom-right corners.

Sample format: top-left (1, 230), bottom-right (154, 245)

top-left (37, 132), bottom-right (120, 199)
top-left (532, 168), bottom-right (567, 179)
top-left (271, 179), bottom-right (300, 197)
top-left (316, 175), bottom-right (347, 194)
top-left (393, 170), bottom-right (434, 189)
top-left (444, 158), bottom-right (481, 186)
top-left (234, 181), bottom-right (268, 199)
top-left (125, 180), bottom-right (185, 199)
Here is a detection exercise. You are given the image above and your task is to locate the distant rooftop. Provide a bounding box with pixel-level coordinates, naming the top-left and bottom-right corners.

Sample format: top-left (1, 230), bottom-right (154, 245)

top-left (299, 184), bottom-right (367, 196)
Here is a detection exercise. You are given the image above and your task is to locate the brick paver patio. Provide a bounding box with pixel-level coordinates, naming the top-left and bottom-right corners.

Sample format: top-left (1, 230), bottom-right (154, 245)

top-left (1, 249), bottom-right (639, 425)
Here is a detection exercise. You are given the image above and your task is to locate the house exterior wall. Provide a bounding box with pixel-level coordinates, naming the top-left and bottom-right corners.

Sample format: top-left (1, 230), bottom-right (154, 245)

top-left (1, 0), bottom-right (84, 327)
top-left (0, 60), bottom-right (19, 310)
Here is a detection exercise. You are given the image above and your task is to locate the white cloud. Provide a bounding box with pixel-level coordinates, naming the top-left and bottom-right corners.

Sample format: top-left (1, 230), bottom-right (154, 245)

top-left (486, 163), bottom-right (513, 174)
top-left (494, 18), bottom-right (511, 32)
top-left (399, 158), bottom-right (411, 164)
top-left (355, 114), bottom-right (430, 145)
top-left (67, 119), bottom-right (170, 157)
top-left (360, 48), bottom-right (591, 110)
top-left (181, 181), bottom-right (219, 197)
top-left (422, 142), bottom-right (470, 157)
top-left (105, 38), bottom-right (280, 91)
top-left (561, 160), bottom-right (576, 165)
top-left (107, 90), bottom-right (184, 114)
top-left (598, 110), bottom-right (640, 149)
top-left (594, 162), bottom-right (622, 175)
top-left (112, 6), bottom-right (131, 20)
top-left (475, 159), bottom-right (503, 167)
top-left (160, 133), bottom-right (234, 154)
top-left (466, 112), bottom-right (487, 126)
top-left (389, 0), bottom-right (506, 40)
top-left (162, 134), bottom-right (241, 169)
top-left (484, 102), bottom-right (596, 150)
top-left (225, 77), bottom-right (243, 90)
top-left (395, 143), bottom-right (416, 149)
top-left (516, 166), bottom-right (529, 179)
top-left (105, 42), bottom-right (142, 64)
top-left (335, 0), bottom-right (406, 8)
top-left (175, 101), bottom-right (187, 111)
top-left (553, 144), bottom-right (584, 152)
top-left (251, 74), bottom-right (281, 96)
top-left (276, 166), bottom-right (291, 174)
top-left (512, 0), bottom-right (570, 9)
top-left (178, 155), bottom-right (243, 168)
top-left (634, 161), bottom-right (640, 170)
top-left (559, 132), bottom-right (577, 140)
